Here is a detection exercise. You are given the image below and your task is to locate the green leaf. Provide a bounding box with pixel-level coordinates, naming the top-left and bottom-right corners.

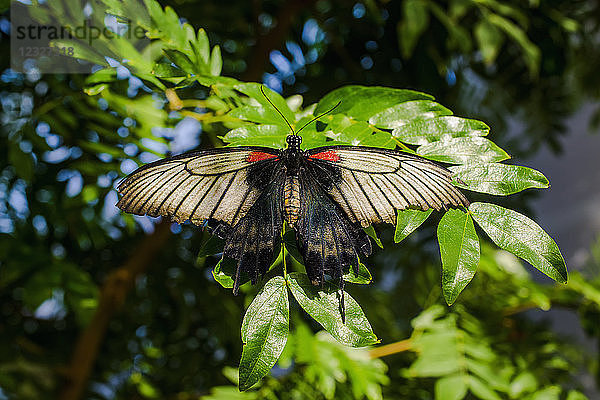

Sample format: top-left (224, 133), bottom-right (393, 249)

top-left (487, 14), bottom-right (540, 77)
top-left (282, 230), bottom-right (304, 264)
top-left (566, 390), bottom-right (589, 400)
top-left (343, 263), bottom-right (372, 284)
top-left (397, 0), bottom-right (430, 58)
top-left (530, 386), bottom-right (561, 400)
top-left (153, 63), bottom-right (187, 78)
top-left (450, 163), bottom-right (549, 195)
top-left (315, 85), bottom-right (433, 121)
top-left (325, 119), bottom-right (395, 149)
top-left (364, 226), bottom-right (383, 248)
top-left (85, 68), bottom-right (118, 85)
top-left (369, 100), bottom-right (452, 129)
top-left (239, 276), bottom-right (289, 391)
top-left (212, 258), bottom-right (235, 289)
top-left (286, 272), bottom-right (378, 347)
top-left (435, 374), bottom-right (468, 400)
top-left (234, 83), bottom-right (295, 124)
top-left (508, 371), bottom-right (538, 398)
top-left (51, 39), bottom-right (108, 66)
top-left (393, 116), bottom-right (489, 145)
top-left (469, 202), bottom-right (567, 283)
top-left (193, 28), bottom-right (210, 65)
top-left (467, 375), bottom-right (502, 400)
top-left (163, 49), bottom-right (195, 73)
top-left (417, 137), bottom-right (510, 164)
top-left (474, 19), bottom-right (504, 65)
top-left (407, 331), bottom-right (462, 376)
top-left (209, 45), bottom-right (222, 76)
top-left (223, 124), bottom-right (289, 148)
top-left (438, 209), bottom-right (480, 305)
top-left (394, 209), bottom-right (433, 243)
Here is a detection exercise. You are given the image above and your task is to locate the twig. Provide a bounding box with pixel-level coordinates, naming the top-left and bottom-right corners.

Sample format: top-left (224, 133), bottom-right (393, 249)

top-left (369, 338), bottom-right (412, 359)
top-left (59, 221), bottom-right (172, 400)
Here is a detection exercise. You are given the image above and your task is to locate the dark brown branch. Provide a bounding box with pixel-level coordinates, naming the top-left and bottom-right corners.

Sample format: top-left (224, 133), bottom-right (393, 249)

top-left (242, 0), bottom-right (317, 81)
top-left (59, 221), bottom-right (172, 400)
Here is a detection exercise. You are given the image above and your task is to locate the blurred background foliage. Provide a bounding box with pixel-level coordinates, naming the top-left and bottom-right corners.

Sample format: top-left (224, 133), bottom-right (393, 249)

top-left (1, 0), bottom-right (600, 399)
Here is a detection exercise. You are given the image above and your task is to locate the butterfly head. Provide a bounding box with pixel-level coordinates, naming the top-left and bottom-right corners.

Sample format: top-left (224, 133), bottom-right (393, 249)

top-left (286, 134), bottom-right (302, 150)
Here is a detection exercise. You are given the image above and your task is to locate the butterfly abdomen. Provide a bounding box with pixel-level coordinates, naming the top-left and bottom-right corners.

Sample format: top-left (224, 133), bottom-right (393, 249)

top-left (283, 175), bottom-right (301, 227)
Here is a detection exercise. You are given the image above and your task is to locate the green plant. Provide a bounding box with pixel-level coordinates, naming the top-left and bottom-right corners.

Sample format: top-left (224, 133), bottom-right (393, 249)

top-left (4, 1), bottom-right (597, 399)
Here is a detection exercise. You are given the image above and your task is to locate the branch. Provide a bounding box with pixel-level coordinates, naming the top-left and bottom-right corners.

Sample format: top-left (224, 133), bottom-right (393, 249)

top-left (59, 221), bottom-right (172, 400)
top-left (369, 338), bottom-right (412, 359)
top-left (242, 0), bottom-right (317, 81)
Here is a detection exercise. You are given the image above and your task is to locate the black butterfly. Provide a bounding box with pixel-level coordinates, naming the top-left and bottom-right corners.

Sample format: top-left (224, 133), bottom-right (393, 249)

top-left (116, 91), bottom-right (469, 298)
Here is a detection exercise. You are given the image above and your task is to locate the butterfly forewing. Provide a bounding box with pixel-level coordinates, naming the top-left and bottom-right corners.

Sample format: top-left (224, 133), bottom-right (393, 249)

top-left (305, 146), bottom-right (469, 227)
top-left (116, 147), bottom-right (280, 227)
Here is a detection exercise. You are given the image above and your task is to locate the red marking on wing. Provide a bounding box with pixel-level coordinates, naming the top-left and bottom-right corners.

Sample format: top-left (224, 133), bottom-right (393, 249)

top-left (246, 151), bottom-right (278, 162)
top-left (309, 150), bottom-right (340, 162)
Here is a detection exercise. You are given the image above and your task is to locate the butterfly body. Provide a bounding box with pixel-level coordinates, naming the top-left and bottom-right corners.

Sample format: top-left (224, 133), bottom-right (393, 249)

top-left (116, 133), bottom-right (468, 293)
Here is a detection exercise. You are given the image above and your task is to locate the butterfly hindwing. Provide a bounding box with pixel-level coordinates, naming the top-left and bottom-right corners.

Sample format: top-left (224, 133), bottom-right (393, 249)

top-left (296, 171), bottom-right (372, 286)
top-left (305, 145), bottom-right (469, 227)
top-left (220, 167), bottom-right (286, 293)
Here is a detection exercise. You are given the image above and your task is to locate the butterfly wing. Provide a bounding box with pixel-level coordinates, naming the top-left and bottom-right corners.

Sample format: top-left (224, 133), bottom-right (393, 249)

top-left (304, 146), bottom-right (469, 227)
top-left (295, 171), bottom-right (372, 286)
top-left (117, 147), bottom-right (284, 293)
top-left (116, 147), bottom-right (280, 227)
top-left (220, 167), bottom-right (285, 293)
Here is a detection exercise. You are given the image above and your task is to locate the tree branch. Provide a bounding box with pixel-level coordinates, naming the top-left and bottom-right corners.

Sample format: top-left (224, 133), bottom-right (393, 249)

top-left (242, 0), bottom-right (316, 81)
top-left (59, 221), bottom-right (172, 400)
top-left (369, 338), bottom-right (412, 359)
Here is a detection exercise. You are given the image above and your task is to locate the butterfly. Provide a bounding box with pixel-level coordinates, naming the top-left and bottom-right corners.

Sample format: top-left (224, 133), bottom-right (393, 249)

top-left (116, 88), bottom-right (469, 299)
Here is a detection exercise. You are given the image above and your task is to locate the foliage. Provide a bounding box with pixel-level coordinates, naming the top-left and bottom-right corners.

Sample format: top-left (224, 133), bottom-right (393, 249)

top-left (1, 0), bottom-right (600, 399)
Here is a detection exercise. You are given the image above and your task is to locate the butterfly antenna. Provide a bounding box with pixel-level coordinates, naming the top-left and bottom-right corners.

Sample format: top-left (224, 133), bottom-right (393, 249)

top-left (260, 85), bottom-right (295, 135)
top-left (295, 101), bottom-right (342, 136)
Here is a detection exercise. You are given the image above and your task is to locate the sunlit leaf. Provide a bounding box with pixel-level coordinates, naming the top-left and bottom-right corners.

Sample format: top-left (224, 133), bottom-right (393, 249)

top-left (210, 45), bottom-right (222, 76)
top-left (417, 137), bottom-right (510, 164)
top-left (450, 163), bottom-right (549, 195)
top-left (343, 262), bottom-right (372, 285)
top-left (438, 209), bottom-right (480, 305)
top-left (469, 202), bottom-right (567, 283)
top-left (239, 276), bottom-right (289, 391)
top-left (369, 100), bottom-right (452, 129)
top-left (315, 85), bottom-right (433, 121)
top-left (394, 209), bottom-right (432, 243)
top-left (212, 258), bottom-right (235, 289)
top-left (223, 124), bottom-right (289, 147)
top-left (393, 116), bottom-right (489, 145)
top-left (364, 225), bottom-right (383, 249)
top-left (468, 375), bottom-right (502, 400)
top-left (234, 83), bottom-right (295, 124)
top-left (435, 374), bottom-right (468, 400)
top-left (287, 273), bottom-right (378, 347)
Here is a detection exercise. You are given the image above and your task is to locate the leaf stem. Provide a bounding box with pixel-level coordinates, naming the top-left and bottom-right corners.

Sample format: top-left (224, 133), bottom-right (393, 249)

top-left (282, 229), bottom-right (288, 281)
